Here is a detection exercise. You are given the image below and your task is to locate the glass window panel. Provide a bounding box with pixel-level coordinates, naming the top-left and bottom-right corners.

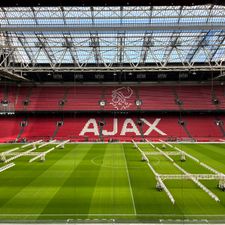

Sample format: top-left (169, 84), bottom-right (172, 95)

top-left (191, 48), bottom-right (207, 63)
top-left (209, 17), bottom-right (225, 23)
top-left (212, 39), bottom-right (225, 61)
top-left (59, 50), bottom-right (73, 63)
top-left (124, 49), bottom-right (140, 63)
top-left (101, 47), bottom-right (117, 63)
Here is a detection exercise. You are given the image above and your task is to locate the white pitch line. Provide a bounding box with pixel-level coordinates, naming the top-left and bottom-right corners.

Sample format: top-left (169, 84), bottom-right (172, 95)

top-left (121, 144), bottom-right (137, 215)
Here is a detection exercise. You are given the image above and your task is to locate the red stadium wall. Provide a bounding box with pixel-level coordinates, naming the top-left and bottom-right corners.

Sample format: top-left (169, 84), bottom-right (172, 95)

top-left (0, 84), bottom-right (224, 143)
top-left (0, 117), bottom-right (21, 142)
top-left (0, 115), bottom-right (224, 143)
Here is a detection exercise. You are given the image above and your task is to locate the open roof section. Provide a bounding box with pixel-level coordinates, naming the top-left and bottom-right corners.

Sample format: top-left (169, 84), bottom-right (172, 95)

top-left (0, 4), bottom-right (225, 82)
top-left (1, 5), bottom-right (225, 73)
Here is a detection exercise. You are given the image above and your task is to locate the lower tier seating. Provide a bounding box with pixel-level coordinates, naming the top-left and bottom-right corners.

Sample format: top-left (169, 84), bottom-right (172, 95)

top-left (0, 117), bottom-right (22, 142)
top-left (0, 115), bottom-right (224, 142)
top-left (20, 117), bottom-right (59, 142)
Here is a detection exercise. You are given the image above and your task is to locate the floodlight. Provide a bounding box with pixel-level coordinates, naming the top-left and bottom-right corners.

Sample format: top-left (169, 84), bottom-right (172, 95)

top-left (99, 100), bottom-right (106, 107)
top-left (135, 99), bottom-right (142, 106)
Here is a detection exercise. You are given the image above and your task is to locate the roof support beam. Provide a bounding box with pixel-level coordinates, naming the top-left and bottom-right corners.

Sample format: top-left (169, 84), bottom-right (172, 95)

top-left (90, 33), bottom-right (102, 65)
top-left (90, 6), bottom-right (95, 25)
top-left (35, 34), bottom-right (56, 67)
top-left (4, 64), bottom-right (225, 73)
top-left (209, 31), bottom-right (225, 61)
top-left (117, 32), bottom-right (125, 65)
top-left (0, 69), bottom-right (29, 81)
top-left (185, 31), bottom-right (209, 63)
top-left (1, 23), bottom-right (225, 32)
top-left (162, 35), bottom-right (179, 66)
top-left (60, 6), bottom-right (67, 25)
top-left (140, 32), bottom-right (153, 64)
top-left (63, 35), bottom-right (81, 67)
top-left (0, 48), bottom-right (14, 67)
top-left (31, 7), bottom-right (38, 25)
top-left (17, 36), bottom-right (35, 64)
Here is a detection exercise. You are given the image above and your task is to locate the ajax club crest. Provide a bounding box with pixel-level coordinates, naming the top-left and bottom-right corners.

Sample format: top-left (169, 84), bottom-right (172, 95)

top-left (110, 87), bottom-right (133, 110)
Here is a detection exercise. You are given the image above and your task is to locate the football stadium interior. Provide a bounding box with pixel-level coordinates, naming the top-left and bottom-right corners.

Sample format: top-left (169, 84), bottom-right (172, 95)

top-left (0, 0), bottom-right (225, 223)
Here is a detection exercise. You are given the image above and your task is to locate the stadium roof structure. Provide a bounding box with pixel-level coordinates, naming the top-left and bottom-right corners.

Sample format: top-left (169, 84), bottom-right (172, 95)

top-left (1, 4), bottom-right (225, 80)
top-left (0, 0), bottom-right (223, 7)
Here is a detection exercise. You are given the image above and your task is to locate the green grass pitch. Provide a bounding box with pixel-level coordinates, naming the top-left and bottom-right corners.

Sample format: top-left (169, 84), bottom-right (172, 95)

top-left (0, 143), bottom-right (225, 223)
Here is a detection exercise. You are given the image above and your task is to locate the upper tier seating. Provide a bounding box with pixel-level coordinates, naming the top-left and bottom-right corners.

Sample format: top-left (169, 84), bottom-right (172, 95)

top-left (214, 86), bottom-right (225, 108)
top-left (176, 86), bottom-right (216, 110)
top-left (139, 86), bottom-right (179, 111)
top-left (65, 87), bottom-right (102, 111)
top-left (0, 85), bottom-right (224, 111)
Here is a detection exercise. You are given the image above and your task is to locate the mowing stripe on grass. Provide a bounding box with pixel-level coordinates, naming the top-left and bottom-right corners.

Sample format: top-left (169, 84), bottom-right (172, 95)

top-left (177, 144), bottom-right (225, 173)
top-left (88, 144), bottom-right (135, 216)
top-left (121, 144), bottom-right (136, 215)
top-left (39, 144), bottom-right (108, 218)
top-left (1, 213), bottom-right (225, 216)
top-left (0, 144), bottom-right (90, 220)
top-left (0, 143), bottom-right (225, 222)
top-left (123, 144), bottom-right (180, 215)
top-left (0, 145), bottom-right (73, 210)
